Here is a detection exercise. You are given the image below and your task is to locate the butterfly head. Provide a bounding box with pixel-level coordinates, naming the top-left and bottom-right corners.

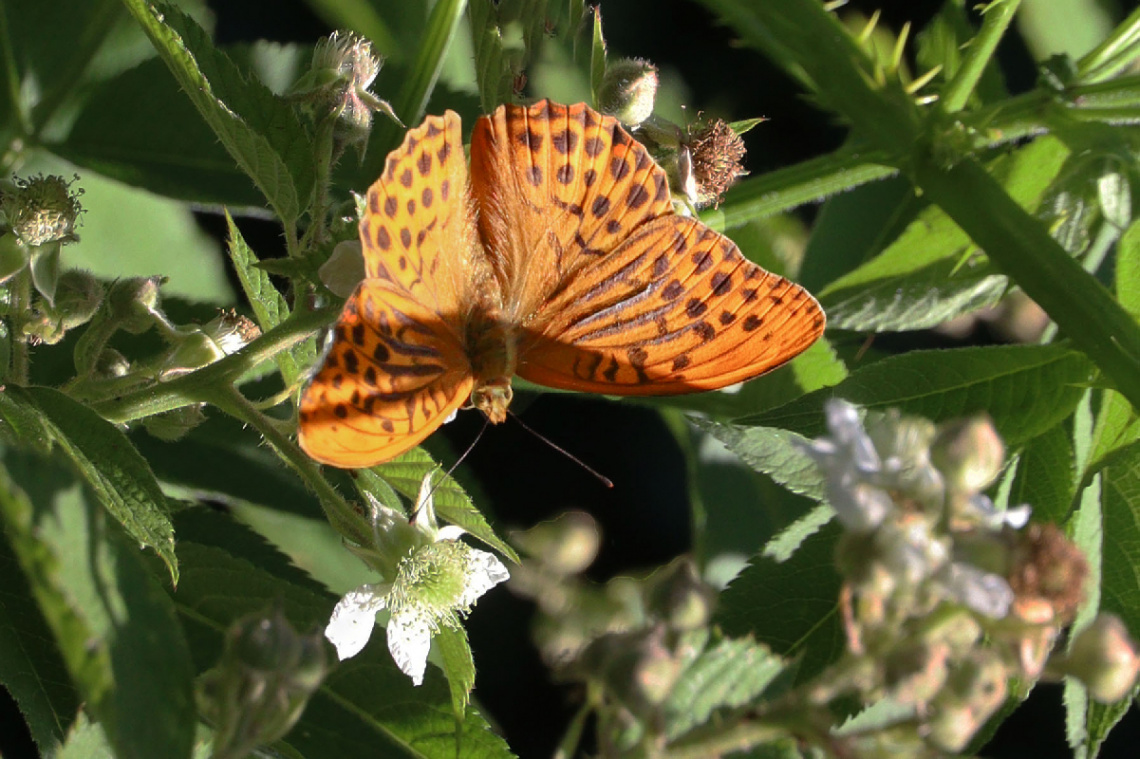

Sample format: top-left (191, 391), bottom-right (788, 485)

top-left (470, 378), bottom-right (512, 424)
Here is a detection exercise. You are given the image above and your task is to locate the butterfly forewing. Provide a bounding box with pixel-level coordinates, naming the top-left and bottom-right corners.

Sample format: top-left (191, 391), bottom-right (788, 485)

top-left (298, 281), bottom-right (473, 467)
top-left (469, 100), bottom-right (674, 319)
top-left (515, 215), bottom-right (825, 393)
top-left (359, 110), bottom-right (479, 315)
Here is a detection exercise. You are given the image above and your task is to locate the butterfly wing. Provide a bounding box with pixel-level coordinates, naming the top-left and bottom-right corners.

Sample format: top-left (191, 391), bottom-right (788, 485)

top-left (515, 215), bottom-right (825, 393)
top-left (469, 100), bottom-right (674, 317)
top-left (469, 100), bottom-right (824, 395)
top-left (358, 109), bottom-right (487, 314)
top-left (298, 281), bottom-right (473, 467)
top-left (299, 111), bottom-right (482, 467)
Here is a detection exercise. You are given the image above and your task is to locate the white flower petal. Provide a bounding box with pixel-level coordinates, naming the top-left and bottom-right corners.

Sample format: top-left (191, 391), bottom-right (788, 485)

top-left (387, 608), bottom-right (433, 685)
top-left (457, 548), bottom-right (511, 607)
top-left (435, 525), bottom-right (466, 541)
top-left (940, 563), bottom-right (1013, 619)
top-left (325, 586), bottom-right (388, 661)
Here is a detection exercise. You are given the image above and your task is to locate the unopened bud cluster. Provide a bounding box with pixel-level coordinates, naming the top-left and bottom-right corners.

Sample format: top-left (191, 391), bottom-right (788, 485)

top-left (197, 607), bottom-right (327, 759)
top-left (510, 513), bottom-right (714, 722)
top-left (290, 31), bottom-right (398, 159)
top-left (797, 400), bottom-right (1137, 752)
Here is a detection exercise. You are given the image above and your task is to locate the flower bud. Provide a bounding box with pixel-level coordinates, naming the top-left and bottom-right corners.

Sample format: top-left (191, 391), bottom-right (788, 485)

top-left (159, 331), bottom-right (226, 379)
top-left (931, 415), bottom-right (1005, 493)
top-left (1, 174), bottom-right (83, 248)
top-left (645, 557), bottom-right (715, 632)
top-left (197, 607), bottom-right (328, 759)
top-left (107, 276), bottom-right (164, 334)
top-left (204, 309), bottom-right (261, 354)
top-left (684, 118), bottom-right (746, 208)
top-left (511, 511), bottom-right (600, 576)
top-left (926, 651), bottom-right (1008, 752)
top-left (582, 626), bottom-right (681, 713)
top-left (293, 31), bottom-right (398, 157)
top-left (597, 58), bottom-right (659, 128)
top-left (94, 348), bottom-right (130, 379)
top-left (1007, 523), bottom-right (1087, 625)
top-left (1061, 614), bottom-right (1140, 703)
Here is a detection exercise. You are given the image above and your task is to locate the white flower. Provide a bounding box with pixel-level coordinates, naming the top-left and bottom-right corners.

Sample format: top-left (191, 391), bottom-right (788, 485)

top-left (324, 475), bottom-right (509, 685)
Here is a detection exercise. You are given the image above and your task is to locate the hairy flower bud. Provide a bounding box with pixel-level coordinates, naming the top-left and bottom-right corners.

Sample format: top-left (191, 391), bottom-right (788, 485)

top-left (597, 58), bottom-right (659, 127)
top-left (932, 415), bottom-right (1005, 493)
top-left (1, 174), bottom-right (83, 248)
top-left (1061, 614), bottom-right (1140, 703)
top-left (107, 276), bottom-right (164, 334)
top-left (511, 510), bottom-right (600, 576)
top-left (293, 31), bottom-right (398, 157)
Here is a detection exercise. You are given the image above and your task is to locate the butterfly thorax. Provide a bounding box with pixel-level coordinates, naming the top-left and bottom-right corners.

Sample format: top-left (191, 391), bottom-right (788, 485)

top-left (465, 305), bottom-right (517, 424)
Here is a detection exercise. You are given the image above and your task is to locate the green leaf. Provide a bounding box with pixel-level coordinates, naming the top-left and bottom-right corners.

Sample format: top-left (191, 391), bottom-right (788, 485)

top-left (589, 5), bottom-right (607, 106)
top-left (819, 137), bottom-right (1069, 331)
top-left (121, 1), bottom-right (312, 226)
top-left (469, 0), bottom-right (508, 114)
top-left (692, 421), bottom-right (822, 503)
top-left (1010, 424), bottom-right (1076, 525)
top-left (1098, 441), bottom-right (1140, 640)
top-left (224, 211), bottom-right (304, 386)
top-left (0, 526), bottom-right (80, 755)
top-left (0, 447), bottom-right (196, 759)
top-left (374, 449), bottom-right (519, 563)
top-left (19, 386), bottom-right (178, 581)
top-left (740, 344), bottom-right (1095, 448)
top-left (53, 58), bottom-right (266, 208)
top-left (715, 521), bottom-right (845, 684)
top-left (664, 630), bottom-right (790, 741)
top-left (55, 713), bottom-right (121, 759)
top-left (370, 0), bottom-right (468, 168)
top-left (435, 624), bottom-right (475, 723)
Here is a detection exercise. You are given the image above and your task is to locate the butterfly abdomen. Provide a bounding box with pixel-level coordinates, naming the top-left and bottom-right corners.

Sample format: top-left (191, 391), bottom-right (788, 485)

top-left (464, 305), bottom-right (517, 424)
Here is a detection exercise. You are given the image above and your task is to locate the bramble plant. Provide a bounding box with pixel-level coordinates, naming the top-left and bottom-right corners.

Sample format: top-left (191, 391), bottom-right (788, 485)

top-left (1, 1), bottom-right (1139, 758)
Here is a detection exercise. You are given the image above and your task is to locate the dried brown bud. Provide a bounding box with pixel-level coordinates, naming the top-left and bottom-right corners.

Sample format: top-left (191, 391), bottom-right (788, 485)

top-left (1007, 523), bottom-right (1088, 625)
top-left (685, 119), bottom-right (746, 208)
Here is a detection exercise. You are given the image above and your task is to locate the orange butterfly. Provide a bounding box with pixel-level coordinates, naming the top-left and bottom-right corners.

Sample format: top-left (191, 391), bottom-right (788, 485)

top-left (298, 101), bottom-right (824, 467)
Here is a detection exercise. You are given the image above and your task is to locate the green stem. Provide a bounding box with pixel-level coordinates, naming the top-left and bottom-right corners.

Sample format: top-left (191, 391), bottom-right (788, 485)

top-left (90, 304), bottom-right (338, 422)
top-left (940, 0), bottom-right (1021, 113)
top-left (8, 268), bottom-right (30, 385)
top-left (203, 383), bottom-right (365, 545)
top-left (1077, 5), bottom-right (1140, 83)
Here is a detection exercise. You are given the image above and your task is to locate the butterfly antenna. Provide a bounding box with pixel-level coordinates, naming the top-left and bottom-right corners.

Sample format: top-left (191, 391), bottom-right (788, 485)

top-left (507, 411), bottom-right (614, 488)
top-left (412, 419), bottom-right (490, 521)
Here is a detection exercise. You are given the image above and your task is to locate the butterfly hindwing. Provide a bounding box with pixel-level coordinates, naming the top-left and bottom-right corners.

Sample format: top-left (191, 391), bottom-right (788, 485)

top-left (298, 281), bottom-right (473, 467)
top-left (515, 215), bottom-right (825, 394)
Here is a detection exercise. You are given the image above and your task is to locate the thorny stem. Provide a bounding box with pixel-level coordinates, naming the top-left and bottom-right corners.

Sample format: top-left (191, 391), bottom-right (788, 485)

top-left (89, 303), bottom-right (338, 422)
top-left (8, 268), bottom-right (31, 385)
top-left (939, 0), bottom-right (1021, 114)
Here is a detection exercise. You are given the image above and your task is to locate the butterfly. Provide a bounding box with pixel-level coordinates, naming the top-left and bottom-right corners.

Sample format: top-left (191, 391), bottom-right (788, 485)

top-left (297, 100), bottom-right (825, 467)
